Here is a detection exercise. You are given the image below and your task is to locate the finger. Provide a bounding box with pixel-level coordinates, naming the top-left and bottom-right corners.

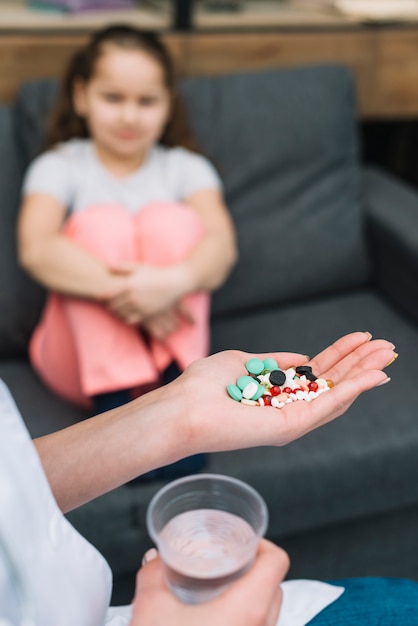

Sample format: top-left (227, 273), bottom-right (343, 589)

top-left (164, 313), bottom-right (180, 335)
top-left (130, 555), bottom-right (185, 626)
top-left (116, 305), bottom-right (143, 325)
top-left (147, 314), bottom-right (178, 340)
top-left (216, 540), bottom-right (289, 624)
top-left (107, 296), bottom-right (126, 312)
top-left (109, 262), bottom-right (136, 274)
top-left (134, 553), bottom-right (169, 599)
top-left (265, 589), bottom-right (284, 626)
top-left (322, 344), bottom-right (397, 383)
top-left (142, 547), bottom-right (158, 566)
top-left (176, 302), bottom-right (196, 325)
top-left (308, 331), bottom-right (374, 377)
top-left (281, 367), bottom-right (391, 442)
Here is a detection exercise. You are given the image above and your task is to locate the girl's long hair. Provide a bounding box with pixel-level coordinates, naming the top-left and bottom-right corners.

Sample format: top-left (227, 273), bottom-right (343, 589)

top-left (44, 24), bottom-right (200, 153)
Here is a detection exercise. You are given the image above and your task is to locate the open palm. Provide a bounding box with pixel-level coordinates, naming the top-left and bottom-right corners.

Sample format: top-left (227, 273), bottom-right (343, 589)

top-left (173, 332), bottom-right (395, 456)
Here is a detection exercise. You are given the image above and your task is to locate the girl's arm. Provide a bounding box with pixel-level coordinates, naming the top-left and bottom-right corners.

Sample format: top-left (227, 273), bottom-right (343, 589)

top-left (178, 187), bottom-right (238, 293)
top-left (33, 333), bottom-right (394, 513)
top-left (18, 193), bottom-right (126, 300)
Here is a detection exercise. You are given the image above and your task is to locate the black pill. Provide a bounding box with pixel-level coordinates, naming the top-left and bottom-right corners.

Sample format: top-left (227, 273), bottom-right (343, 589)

top-left (296, 365), bottom-right (317, 381)
top-left (269, 369), bottom-right (286, 386)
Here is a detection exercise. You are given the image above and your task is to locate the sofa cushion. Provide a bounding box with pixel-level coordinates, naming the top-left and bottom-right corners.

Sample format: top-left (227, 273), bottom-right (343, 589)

top-left (14, 78), bottom-right (59, 168)
top-left (180, 64), bottom-right (371, 316)
top-left (0, 106), bottom-right (45, 358)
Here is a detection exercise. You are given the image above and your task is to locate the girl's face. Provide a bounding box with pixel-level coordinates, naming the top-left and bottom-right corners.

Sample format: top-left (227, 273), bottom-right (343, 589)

top-left (73, 45), bottom-right (172, 165)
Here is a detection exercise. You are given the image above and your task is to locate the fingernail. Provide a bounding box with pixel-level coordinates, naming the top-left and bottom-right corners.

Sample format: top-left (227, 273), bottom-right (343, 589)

top-left (377, 376), bottom-right (391, 386)
top-left (142, 548), bottom-right (158, 565)
top-left (386, 353), bottom-right (398, 367)
top-left (363, 331), bottom-right (373, 340)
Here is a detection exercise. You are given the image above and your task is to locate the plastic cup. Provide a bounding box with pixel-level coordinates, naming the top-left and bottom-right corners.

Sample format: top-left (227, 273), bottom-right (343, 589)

top-left (146, 473), bottom-right (268, 604)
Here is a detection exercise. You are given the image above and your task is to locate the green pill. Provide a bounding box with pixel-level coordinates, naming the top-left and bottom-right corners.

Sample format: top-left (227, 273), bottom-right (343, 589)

top-left (263, 358), bottom-right (279, 371)
top-left (237, 375), bottom-right (256, 390)
top-left (245, 358), bottom-right (265, 375)
top-left (227, 384), bottom-right (242, 401)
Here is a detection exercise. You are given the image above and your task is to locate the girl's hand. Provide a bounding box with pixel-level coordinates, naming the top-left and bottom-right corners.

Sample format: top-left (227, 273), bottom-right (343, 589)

top-left (166, 332), bottom-right (396, 455)
top-left (143, 304), bottom-right (195, 342)
top-left (129, 539), bottom-right (289, 626)
top-left (107, 263), bottom-right (189, 324)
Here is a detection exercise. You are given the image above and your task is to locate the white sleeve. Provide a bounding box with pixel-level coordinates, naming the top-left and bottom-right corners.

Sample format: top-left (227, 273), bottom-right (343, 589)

top-left (22, 149), bottom-right (72, 207)
top-left (105, 605), bottom-right (132, 625)
top-left (172, 148), bottom-right (223, 200)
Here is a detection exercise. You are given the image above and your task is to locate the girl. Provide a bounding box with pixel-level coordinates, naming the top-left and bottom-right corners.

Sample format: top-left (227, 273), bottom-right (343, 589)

top-left (17, 24), bottom-right (237, 474)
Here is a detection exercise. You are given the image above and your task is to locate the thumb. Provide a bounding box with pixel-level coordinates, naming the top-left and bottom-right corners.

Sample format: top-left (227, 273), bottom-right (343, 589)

top-left (176, 302), bottom-right (195, 325)
top-left (109, 261), bottom-right (136, 275)
top-left (134, 550), bottom-right (166, 600)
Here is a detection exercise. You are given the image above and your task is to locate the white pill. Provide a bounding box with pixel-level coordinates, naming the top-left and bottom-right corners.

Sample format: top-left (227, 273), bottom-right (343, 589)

top-left (242, 381), bottom-right (259, 399)
top-left (258, 374), bottom-right (270, 384)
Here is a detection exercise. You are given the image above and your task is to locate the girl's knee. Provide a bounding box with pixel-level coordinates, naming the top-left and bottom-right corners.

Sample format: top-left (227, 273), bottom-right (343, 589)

top-left (62, 204), bottom-right (135, 262)
top-left (133, 202), bottom-right (204, 263)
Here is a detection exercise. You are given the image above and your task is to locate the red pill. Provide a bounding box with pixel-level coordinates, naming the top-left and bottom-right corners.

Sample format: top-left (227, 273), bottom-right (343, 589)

top-left (262, 395), bottom-right (272, 405)
top-left (270, 385), bottom-right (281, 396)
top-left (282, 387), bottom-right (293, 394)
top-left (308, 381), bottom-right (319, 392)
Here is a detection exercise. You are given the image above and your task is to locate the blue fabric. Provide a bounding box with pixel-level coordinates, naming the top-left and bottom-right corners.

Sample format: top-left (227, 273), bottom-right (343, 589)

top-left (309, 577), bottom-right (418, 625)
top-left (92, 389), bottom-right (132, 414)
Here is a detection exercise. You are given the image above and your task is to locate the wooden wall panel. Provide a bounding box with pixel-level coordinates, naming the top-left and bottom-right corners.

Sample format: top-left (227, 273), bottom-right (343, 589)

top-left (0, 29), bottom-right (417, 119)
top-left (181, 31), bottom-right (378, 117)
top-left (0, 35), bottom-right (86, 102)
top-left (0, 34), bottom-right (184, 103)
top-left (375, 30), bottom-right (418, 118)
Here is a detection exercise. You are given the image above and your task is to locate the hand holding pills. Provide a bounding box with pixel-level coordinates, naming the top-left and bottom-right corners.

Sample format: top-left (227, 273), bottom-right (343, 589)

top-left (174, 331), bottom-right (396, 451)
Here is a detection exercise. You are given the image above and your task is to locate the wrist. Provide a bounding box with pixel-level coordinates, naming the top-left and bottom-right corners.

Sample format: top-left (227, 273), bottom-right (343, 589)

top-left (122, 382), bottom-right (191, 475)
top-left (96, 271), bottom-right (130, 302)
top-left (169, 262), bottom-right (197, 298)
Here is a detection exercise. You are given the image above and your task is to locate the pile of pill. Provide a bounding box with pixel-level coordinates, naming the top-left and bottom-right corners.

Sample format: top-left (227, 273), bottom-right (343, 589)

top-left (227, 357), bottom-right (333, 409)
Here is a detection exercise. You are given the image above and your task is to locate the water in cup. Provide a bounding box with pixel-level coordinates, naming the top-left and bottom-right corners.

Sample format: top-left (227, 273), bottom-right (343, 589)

top-left (146, 473), bottom-right (268, 604)
top-left (159, 508), bottom-right (257, 603)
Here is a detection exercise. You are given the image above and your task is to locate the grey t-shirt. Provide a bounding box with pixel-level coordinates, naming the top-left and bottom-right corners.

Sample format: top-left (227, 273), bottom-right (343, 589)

top-left (22, 139), bottom-right (222, 215)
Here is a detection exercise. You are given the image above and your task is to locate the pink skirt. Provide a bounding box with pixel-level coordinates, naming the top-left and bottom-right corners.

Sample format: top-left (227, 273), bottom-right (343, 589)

top-left (29, 202), bottom-right (209, 408)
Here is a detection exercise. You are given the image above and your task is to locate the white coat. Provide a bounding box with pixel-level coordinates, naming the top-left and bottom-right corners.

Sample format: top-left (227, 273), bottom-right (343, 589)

top-left (0, 380), bottom-right (132, 626)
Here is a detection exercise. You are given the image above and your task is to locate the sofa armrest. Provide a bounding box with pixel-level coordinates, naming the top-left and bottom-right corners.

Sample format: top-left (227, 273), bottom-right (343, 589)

top-left (362, 165), bottom-right (418, 324)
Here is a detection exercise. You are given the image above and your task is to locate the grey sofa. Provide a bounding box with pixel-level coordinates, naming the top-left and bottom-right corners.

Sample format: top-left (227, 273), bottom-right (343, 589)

top-left (2, 64), bottom-right (418, 604)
